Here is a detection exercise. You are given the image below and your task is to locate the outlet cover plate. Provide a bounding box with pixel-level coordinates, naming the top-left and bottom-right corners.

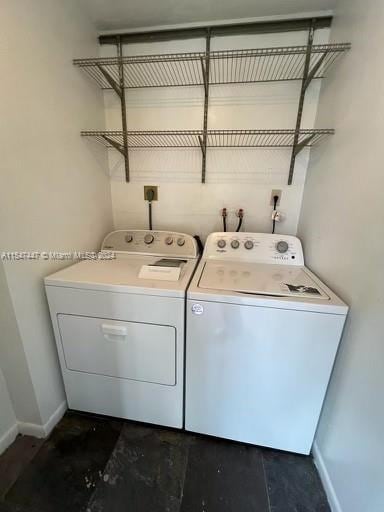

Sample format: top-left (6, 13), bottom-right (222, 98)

top-left (144, 186), bottom-right (158, 201)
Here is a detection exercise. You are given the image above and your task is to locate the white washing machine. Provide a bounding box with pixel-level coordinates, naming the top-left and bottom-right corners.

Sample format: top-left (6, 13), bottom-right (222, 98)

top-left (186, 232), bottom-right (348, 454)
top-left (45, 230), bottom-right (199, 428)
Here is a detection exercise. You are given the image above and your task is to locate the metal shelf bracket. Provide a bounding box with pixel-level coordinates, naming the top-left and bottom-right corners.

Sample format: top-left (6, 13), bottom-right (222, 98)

top-left (288, 20), bottom-right (315, 185)
top-left (198, 135), bottom-right (206, 155)
top-left (96, 65), bottom-right (122, 98)
top-left (117, 36), bottom-right (130, 182)
top-left (201, 29), bottom-right (211, 183)
top-left (293, 133), bottom-right (316, 156)
top-left (102, 135), bottom-right (125, 154)
top-left (304, 52), bottom-right (328, 91)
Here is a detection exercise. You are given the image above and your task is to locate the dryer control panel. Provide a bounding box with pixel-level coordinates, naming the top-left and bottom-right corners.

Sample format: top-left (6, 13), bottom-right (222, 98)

top-left (101, 230), bottom-right (198, 258)
top-left (204, 232), bottom-right (304, 265)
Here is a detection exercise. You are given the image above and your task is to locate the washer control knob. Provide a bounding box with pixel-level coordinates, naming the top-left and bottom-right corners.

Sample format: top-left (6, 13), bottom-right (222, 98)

top-left (276, 240), bottom-right (289, 253)
top-left (125, 234), bottom-right (133, 243)
top-left (231, 240), bottom-right (240, 249)
top-left (144, 233), bottom-right (154, 245)
top-left (244, 240), bottom-right (254, 250)
top-left (217, 239), bottom-right (226, 249)
top-left (165, 236), bottom-right (173, 245)
top-left (177, 238), bottom-right (185, 247)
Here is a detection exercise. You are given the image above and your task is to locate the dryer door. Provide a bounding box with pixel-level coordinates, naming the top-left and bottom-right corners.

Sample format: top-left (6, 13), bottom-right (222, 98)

top-left (58, 314), bottom-right (176, 386)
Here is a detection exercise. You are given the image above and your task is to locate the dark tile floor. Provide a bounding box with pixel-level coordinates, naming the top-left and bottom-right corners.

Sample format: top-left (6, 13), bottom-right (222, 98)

top-left (0, 412), bottom-right (330, 512)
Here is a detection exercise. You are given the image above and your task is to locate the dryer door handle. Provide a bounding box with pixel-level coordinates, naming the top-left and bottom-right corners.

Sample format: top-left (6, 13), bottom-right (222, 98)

top-left (101, 323), bottom-right (127, 341)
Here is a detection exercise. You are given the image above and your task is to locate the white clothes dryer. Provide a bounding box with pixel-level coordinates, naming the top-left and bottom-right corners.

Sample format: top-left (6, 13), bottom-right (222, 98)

top-left (45, 230), bottom-right (199, 428)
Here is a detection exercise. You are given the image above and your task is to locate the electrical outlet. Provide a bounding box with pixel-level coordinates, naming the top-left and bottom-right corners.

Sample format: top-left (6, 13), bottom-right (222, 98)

top-left (270, 189), bottom-right (282, 206)
top-left (144, 186), bottom-right (158, 201)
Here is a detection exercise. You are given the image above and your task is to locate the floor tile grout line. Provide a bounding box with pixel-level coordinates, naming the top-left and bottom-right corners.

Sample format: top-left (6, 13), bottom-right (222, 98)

top-left (261, 451), bottom-right (272, 512)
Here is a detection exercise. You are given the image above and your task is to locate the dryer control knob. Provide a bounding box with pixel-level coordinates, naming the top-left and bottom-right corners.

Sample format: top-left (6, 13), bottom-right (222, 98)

top-left (125, 234), bottom-right (133, 243)
top-left (231, 240), bottom-right (240, 249)
top-left (144, 234), bottom-right (154, 244)
top-left (217, 239), bottom-right (226, 249)
top-left (276, 240), bottom-right (289, 253)
top-left (177, 238), bottom-right (185, 247)
top-left (244, 240), bottom-right (254, 250)
top-left (165, 236), bottom-right (173, 245)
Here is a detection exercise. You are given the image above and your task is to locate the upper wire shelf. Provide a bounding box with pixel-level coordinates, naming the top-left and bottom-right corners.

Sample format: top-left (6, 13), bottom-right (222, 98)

top-left (74, 43), bottom-right (351, 89)
top-left (81, 129), bottom-right (333, 149)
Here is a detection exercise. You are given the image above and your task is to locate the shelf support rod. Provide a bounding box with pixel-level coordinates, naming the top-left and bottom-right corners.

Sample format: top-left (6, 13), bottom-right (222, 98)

top-left (293, 133), bottom-right (316, 156)
top-left (97, 65), bottom-right (122, 98)
top-left (102, 135), bottom-right (125, 155)
top-left (117, 36), bottom-right (130, 182)
top-left (201, 29), bottom-right (211, 184)
top-left (304, 52), bottom-right (327, 91)
top-left (288, 20), bottom-right (315, 185)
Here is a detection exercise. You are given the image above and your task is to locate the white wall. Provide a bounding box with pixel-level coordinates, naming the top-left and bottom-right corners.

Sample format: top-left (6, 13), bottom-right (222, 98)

top-left (98, 29), bottom-right (329, 238)
top-left (0, 0), bottom-right (113, 430)
top-left (0, 263), bottom-right (41, 425)
top-left (0, 367), bottom-right (18, 455)
top-left (298, 1), bottom-right (384, 511)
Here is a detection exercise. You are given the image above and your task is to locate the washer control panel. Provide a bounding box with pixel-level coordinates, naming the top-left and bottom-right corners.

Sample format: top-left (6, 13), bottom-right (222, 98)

top-left (102, 230), bottom-right (198, 258)
top-left (207, 232), bottom-right (304, 265)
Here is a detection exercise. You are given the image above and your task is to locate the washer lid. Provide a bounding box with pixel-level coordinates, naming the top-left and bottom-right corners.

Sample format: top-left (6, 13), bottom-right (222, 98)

top-left (198, 261), bottom-right (330, 300)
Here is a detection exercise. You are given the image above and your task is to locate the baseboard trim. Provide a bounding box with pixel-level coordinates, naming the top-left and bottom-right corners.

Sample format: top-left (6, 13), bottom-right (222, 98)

top-left (0, 423), bottom-right (19, 455)
top-left (18, 401), bottom-right (67, 439)
top-left (17, 421), bottom-right (46, 438)
top-left (312, 441), bottom-right (342, 512)
top-left (43, 400), bottom-right (67, 436)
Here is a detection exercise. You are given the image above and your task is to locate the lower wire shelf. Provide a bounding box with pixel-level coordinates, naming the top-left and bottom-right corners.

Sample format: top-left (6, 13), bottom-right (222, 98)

top-left (81, 128), bottom-right (334, 149)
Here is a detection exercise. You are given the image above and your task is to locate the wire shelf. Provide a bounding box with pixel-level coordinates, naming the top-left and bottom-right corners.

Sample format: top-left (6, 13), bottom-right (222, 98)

top-left (74, 43), bottom-right (350, 89)
top-left (209, 44), bottom-right (350, 85)
top-left (81, 129), bottom-right (333, 149)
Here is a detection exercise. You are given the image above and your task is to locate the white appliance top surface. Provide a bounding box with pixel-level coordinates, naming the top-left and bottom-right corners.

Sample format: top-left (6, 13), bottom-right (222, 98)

top-left (189, 233), bottom-right (348, 314)
top-left (45, 231), bottom-right (199, 297)
top-left (199, 261), bottom-right (330, 300)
